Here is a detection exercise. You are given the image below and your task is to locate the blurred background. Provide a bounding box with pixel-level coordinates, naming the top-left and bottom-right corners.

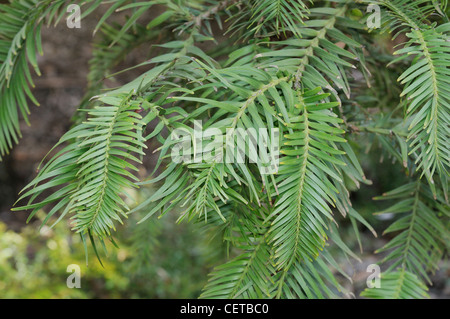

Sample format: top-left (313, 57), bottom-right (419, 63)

top-left (0, 3), bottom-right (448, 299)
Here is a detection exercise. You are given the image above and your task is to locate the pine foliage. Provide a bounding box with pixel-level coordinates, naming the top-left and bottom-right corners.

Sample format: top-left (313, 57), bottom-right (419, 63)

top-left (361, 269), bottom-right (430, 299)
top-left (14, 93), bottom-right (147, 241)
top-left (2, 0), bottom-right (448, 299)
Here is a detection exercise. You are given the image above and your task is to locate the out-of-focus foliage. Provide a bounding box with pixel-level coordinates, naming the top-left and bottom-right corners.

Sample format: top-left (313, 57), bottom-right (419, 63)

top-left (1, 0), bottom-right (448, 299)
top-left (0, 209), bottom-right (221, 298)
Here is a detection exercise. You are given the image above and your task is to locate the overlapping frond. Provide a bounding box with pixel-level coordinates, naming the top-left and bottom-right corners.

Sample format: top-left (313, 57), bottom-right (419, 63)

top-left (373, 181), bottom-right (449, 284)
top-left (201, 234), bottom-right (273, 299)
top-left (274, 249), bottom-right (350, 299)
top-left (250, 1), bottom-right (364, 97)
top-left (199, 201), bottom-right (354, 299)
top-left (373, 0), bottom-right (436, 32)
top-left (361, 269), bottom-right (429, 299)
top-left (267, 88), bottom-right (346, 270)
top-left (0, 0), bottom-right (99, 160)
top-left (198, 200), bottom-right (272, 299)
top-left (400, 26), bottom-right (450, 187)
top-left (5, 0), bottom-right (447, 300)
top-left (376, 0), bottom-right (450, 193)
top-left (13, 93), bottom-right (147, 239)
top-left (228, 0), bottom-right (310, 39)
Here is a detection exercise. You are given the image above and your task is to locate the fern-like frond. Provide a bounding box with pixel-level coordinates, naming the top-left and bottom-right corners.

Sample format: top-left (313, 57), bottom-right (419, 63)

top-left (13, 93), bottom-right (147, 239)
top-left (200, 234), bottom-right (273, 298)
top-left (266, 87), bottom-right (346, 270)
top-left (0, 0), bottom-right (99, 159)
top-left (377, 1), bottom-right (450, 194)
top-left (199, 201), bottom-right (274, 299)
top-left (374, 0), bottom-right (436, 32)
top-left (361, 269), bottom-right (429, 299)
top-left (7, 0), bottom-right (446, 299)
top-left (274, 249), bottom-right (350, 299)
top-left (229, 0), bottom-right (310, 39)
top-left (399, 26), bottom-right (450, 189)
top-left (252, 1), bottom-right (364, 97)
top-left (373, 181), bottom-right (449, 284)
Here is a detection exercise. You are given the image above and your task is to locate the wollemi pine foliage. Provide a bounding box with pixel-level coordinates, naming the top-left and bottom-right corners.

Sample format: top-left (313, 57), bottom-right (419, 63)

top-left (0, 0), bottom-right (448, 298)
